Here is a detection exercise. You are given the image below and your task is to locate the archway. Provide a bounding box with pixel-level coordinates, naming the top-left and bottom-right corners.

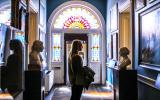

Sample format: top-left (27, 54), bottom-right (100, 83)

top-left (47, 1), bottom-right (106, 84)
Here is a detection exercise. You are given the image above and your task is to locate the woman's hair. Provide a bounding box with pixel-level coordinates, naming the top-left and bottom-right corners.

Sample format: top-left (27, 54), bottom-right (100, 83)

top-left (119, 47), bottom-right (130, 56)
top-left (70, 39), bottom-right (82, 56)
top-left (31, 40), bottom-right (43, 52)
top-left (10, 39), bottom-right (22, 53)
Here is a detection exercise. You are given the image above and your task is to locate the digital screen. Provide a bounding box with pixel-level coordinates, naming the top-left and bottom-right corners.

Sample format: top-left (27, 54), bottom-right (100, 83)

top-left (0, 24), bottom-right (7, 64)
top-left (15, 31), bottom-right (25, 43)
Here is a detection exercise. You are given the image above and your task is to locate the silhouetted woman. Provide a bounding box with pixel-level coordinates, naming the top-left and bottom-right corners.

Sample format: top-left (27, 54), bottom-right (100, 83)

top-left (68, 39), bottom-right (84, 100)
top-left (6, 39), bottom-right (23, 93)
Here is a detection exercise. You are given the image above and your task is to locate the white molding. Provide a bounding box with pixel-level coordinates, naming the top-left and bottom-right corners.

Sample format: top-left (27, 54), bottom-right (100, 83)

top-left (118, 0), bottom-right (130, 13)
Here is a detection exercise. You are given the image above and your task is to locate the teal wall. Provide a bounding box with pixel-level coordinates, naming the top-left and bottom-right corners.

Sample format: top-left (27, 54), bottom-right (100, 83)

top-left (47, 0), bottom-right (106, 21)
top-left (0, 0), bottom-right (10, 6)
top-left (0, 0), bottom-right (9, 3)
top-left (106, 0), bottom-right (160, 99)
top-left (106, 0), bottom-right (117, 85)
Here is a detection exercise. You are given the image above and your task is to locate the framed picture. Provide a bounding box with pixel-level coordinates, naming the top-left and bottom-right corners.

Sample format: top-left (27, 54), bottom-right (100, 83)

top-left (39, 1), bottom-right (45, 27)
top-left (110, 4), bottom-right (118, 32)
top-left (135, 0), bottom-right (145, 11)
top-left (139, 4), bottom-right (160, 67)
top-left (111, 33), bottom-right (118, 60)
top-left (19, 6), bottom-right (26, 32)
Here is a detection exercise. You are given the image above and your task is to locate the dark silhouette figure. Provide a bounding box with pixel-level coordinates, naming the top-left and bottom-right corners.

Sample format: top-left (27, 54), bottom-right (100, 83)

top-left (68, 39), bottom-right (84, 100)
top-left (29, 40), bottom-right (44, 70)
top-left (6, 39), bottom-right (23, 94)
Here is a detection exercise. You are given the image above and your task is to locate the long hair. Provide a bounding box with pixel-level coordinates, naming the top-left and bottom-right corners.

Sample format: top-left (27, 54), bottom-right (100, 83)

top-left (10, 39), bottom-right (23, 61)
top-left (69, 39), bottom-right (82, 56)
top-left (10, 39), bottom-right (22, 54)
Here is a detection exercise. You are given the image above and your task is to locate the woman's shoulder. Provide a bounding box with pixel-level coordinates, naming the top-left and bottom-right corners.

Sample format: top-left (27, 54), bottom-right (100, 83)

top-left (72, 54), bottom-right (81, 59)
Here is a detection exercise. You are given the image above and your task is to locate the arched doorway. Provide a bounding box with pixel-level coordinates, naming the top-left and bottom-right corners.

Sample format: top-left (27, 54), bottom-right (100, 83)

top-left (47, 1), bottom-right (106, 84)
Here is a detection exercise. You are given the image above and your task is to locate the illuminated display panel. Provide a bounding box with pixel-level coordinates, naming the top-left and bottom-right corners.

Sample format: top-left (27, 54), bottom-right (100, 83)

top-left (54, 7), bottom-right (99, 29)
top-left (15, 31), bottom-right (25, 43)
top-left (0, 24), bottom-right (7, 64)
top-left (52, 34), bottom-right (61, 62)
top-left (0, 8), bottom-right (11, 25)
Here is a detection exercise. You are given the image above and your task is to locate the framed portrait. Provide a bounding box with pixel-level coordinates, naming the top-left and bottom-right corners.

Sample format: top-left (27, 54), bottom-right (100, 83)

top-left (39, 1), bottom-right (45, 27)
top-left (135, 0), bottom-right (145, 11)
top-left (139, 4), bottom-right (160, 67)
top-left (110, 4), bottom-right (118, 32)
top-left (19, 6), bottom-right (26, 32)
top-left (111, 33), bottom-right (118, 60)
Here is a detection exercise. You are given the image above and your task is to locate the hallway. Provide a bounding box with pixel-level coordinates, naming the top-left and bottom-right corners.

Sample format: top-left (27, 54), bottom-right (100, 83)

top-left (1, 0), bottom-right (160, 100)
top-left (45, 85), bottom-right (113, 100)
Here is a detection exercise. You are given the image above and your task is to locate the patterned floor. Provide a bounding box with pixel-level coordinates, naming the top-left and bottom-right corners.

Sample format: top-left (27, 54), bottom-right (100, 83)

top-left (45, 85), bottom-right (113, 100)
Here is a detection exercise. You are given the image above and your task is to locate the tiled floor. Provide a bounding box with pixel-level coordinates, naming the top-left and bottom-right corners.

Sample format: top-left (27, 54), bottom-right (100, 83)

top-left (45, 85), bottom-right (113, 100)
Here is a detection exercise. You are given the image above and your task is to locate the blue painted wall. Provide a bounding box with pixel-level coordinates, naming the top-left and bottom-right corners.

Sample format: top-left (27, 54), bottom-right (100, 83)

top-left (0, 0), bottom-right (10, 5)
top-left (47, 0), bottom-right (106, 21)
top-left (106, 0), bottom-right (117, 86)
top-left (106, 0), bottom-right (160, 99)
top-left (0, 0), bottom-right (9, 3)
top-left (134, 0), bottom-right (160, 99)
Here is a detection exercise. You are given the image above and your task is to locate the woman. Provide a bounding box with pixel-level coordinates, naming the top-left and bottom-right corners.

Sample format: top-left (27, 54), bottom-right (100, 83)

top-left (6, 39), bottom-right (23, 92)
top-left (68, 39), bottom-right (84, 100)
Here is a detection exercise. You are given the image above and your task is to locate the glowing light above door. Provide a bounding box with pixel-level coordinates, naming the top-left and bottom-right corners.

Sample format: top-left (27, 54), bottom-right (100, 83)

top-left (54, 7), bottom-right (99, 29)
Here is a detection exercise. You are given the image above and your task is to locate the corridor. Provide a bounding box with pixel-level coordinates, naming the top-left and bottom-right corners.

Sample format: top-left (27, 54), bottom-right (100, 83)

top-left (1, 0), bottom-right (160, 100)
top-left (45, 85), bottom-right (113, 100)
